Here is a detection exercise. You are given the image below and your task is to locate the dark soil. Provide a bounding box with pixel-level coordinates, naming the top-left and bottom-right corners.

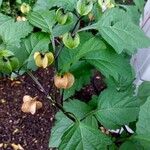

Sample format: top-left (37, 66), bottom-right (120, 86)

top-left (0, 67), bottom-right (105, 150)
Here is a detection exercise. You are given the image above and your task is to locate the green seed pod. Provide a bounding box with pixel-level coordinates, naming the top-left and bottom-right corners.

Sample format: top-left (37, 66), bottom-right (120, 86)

top-left (56, 8), bottom-right (69, 25)
top-left (76, 0), bottom-right (93, 16)
top-left (20, 3), bottom-right (31, 14)
top-left (62, 32), bottom-right (80, 49)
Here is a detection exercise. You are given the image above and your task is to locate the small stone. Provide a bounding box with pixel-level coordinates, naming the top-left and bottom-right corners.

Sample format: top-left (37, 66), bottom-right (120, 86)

top-left (0, 143), bottom-right (3, 148)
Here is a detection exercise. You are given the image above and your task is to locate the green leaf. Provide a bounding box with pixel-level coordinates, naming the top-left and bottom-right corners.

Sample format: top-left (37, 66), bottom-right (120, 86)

top-left (0, 13), bottom-right (12, 27)
top-left (63, 61), bottom-right (92, 100)
top-left (122, 5), bottom-right (141, 25)
top-left (135, 97), bottom-right (150, 149)
top-left (58, 33), bottom-right (105, 72)
top-left (133, 0), bottom-right (145, 12)
top-left (11, 32), bottom-right (50, 70)
top-left (96, 8), bottom-right (150, 54)
top-left (137, 81), bottom-right (150, 105)
top-left (59, 122), bottom-right (112, 150)
top-left (34, 0), bottom-right (77, 11)
top-left (49, 112), bottom-right (73, 148)
top-left (95, 89), bottom-right (140, 129)
top-left (49, 99), bottom-right (98, 148)
top-left (85, 48), bottom-right (134, 85)
top-left (28, 10), bottom-right (56, 33)
top-left (0, 19), bottom-right (33, 48)
top-left (0, 0), bottom-right (2, 7)
top-left (120, 140), bottom-right (143, 150)
top-left (64, 99), bottom-right (93, 119)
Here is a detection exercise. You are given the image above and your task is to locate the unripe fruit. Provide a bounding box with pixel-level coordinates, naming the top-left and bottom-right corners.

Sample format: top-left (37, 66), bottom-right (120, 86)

top-left (56, 8), bottom-right (69, 25)
top-left (98, 0), bottom-right (114, 12)
top-left (62, 32), bottom-right (80, 49)
top-left (54, 72), bottom-right (75, 89)
top-left (20, 3), bottom-right (31, 14)
top-left (34, 52), bottom-right (54, 68)
top-left (76, 0), bottom-right (93, 16)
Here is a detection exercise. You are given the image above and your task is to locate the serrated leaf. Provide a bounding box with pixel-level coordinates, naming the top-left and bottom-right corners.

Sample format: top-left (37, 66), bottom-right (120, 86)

top-left (49, 112), bottom-right (73, 148)
top-left (96, 8), bottom-right (150, 54)
top-left (28, 10), bottom-right (56, 33)
top-left (49, 99), bottom-right (97, 148)
top-left (0, 13), bottom-right (12, 27)
top-left (34, 0), bottom-right (77, 11)
top-left (58, 33), bottom-right (105, 72)
top-left (64, 99), bottom-right (93, 119)
top-left (85, 48), bottom-right (134, 85)
top-left (59, 122), bottom-right (112, 150)
top-left (0, 18), bottom-right (33, 48)
top-left (11, 32), bottom-right (50, 70)
top-left (95, 89), bottom-right (140, 129)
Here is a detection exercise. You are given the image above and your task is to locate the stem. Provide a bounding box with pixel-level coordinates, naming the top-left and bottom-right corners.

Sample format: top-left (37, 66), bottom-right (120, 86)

top-left (47, 95), bottom-right (76, 122)
top-left (27, 72), bottom-right (76, 122)
top-left (71, 16), bottom-right (83, 35)
top-left (27, 71), bottom-right (47, 95)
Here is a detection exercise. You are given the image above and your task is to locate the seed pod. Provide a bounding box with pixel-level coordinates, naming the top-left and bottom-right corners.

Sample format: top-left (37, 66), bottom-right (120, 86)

top-left (98, 0), bottom-right (114, 12)
top-left (54, 72), bottom-right (75, 89)
top-left (76, 0), bottom-right (93, 16)
top-left (62, 32), bottom-right (80, 49)
top-left (20, 3), bottom-right (31, 14)
top-left (45, 52), bottom-right (54, 66)
top-left (34, 52), bottom-right (54, 68)
top-left (56, 8), bottom-right (69, 25)
top-left (21, 96), bottom-right (43, 115)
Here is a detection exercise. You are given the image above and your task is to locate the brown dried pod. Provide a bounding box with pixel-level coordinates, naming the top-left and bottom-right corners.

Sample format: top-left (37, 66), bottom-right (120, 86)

top-left (21, 95), bottom-right (43, 115)
top-left (54, 72), bottom-right (75, 89)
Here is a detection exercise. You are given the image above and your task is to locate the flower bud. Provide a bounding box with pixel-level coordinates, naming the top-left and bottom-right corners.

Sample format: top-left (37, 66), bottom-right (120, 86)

top-left (20, 3), bottom-right (31, 14)
top-left (34, 52), bottom-right (54, 68)
top-left (76, 0), bottom-right (93, 16)
top-left (62, 32), bottom-right (80, 49)
top-left (54, 72), bottom-right (75, 89)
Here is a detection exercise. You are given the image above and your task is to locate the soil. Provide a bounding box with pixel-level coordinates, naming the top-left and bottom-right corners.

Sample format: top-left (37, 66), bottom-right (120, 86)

top-left (0, 67), bottom-right (105, 150)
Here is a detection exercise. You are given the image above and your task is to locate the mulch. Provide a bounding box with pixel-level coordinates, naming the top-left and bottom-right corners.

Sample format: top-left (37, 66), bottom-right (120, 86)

top-left (0, 67), bottom-right (105, 150)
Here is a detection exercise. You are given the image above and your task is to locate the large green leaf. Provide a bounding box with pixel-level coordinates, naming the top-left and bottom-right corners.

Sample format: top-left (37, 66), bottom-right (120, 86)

top-left (135, 97), bottom-right (150, 149)
top-left (11, 32), bottom-right (50, 70)
top-left (95, 8), bottom-right (150, 54)
top-left (95, 89), bottom-right (140, 129)
top-left (0, 13), bottom-right (12, 27)
top-left (28, 10), bottom-right (56, 33)
top-left (120, 140), bottom-right (143, 150)
top-left (58, 33), bottom-right (105, 72)
top-left (49, 99), bottom-right (98, 148)
top-left (64, 99), bottom-right (93, 119)
top-left (133, 0), bottom-right (145, 12)
top-left (49, 112), bottom-right (73, 148)
top-left (0, 17), bottom-right (33, 48)
top-left (85, 48), bottom-right (134, 85)
top-left (59, 122), bottom-right (112, 150)
top-left (34, 0), bottom-right (77, 11)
